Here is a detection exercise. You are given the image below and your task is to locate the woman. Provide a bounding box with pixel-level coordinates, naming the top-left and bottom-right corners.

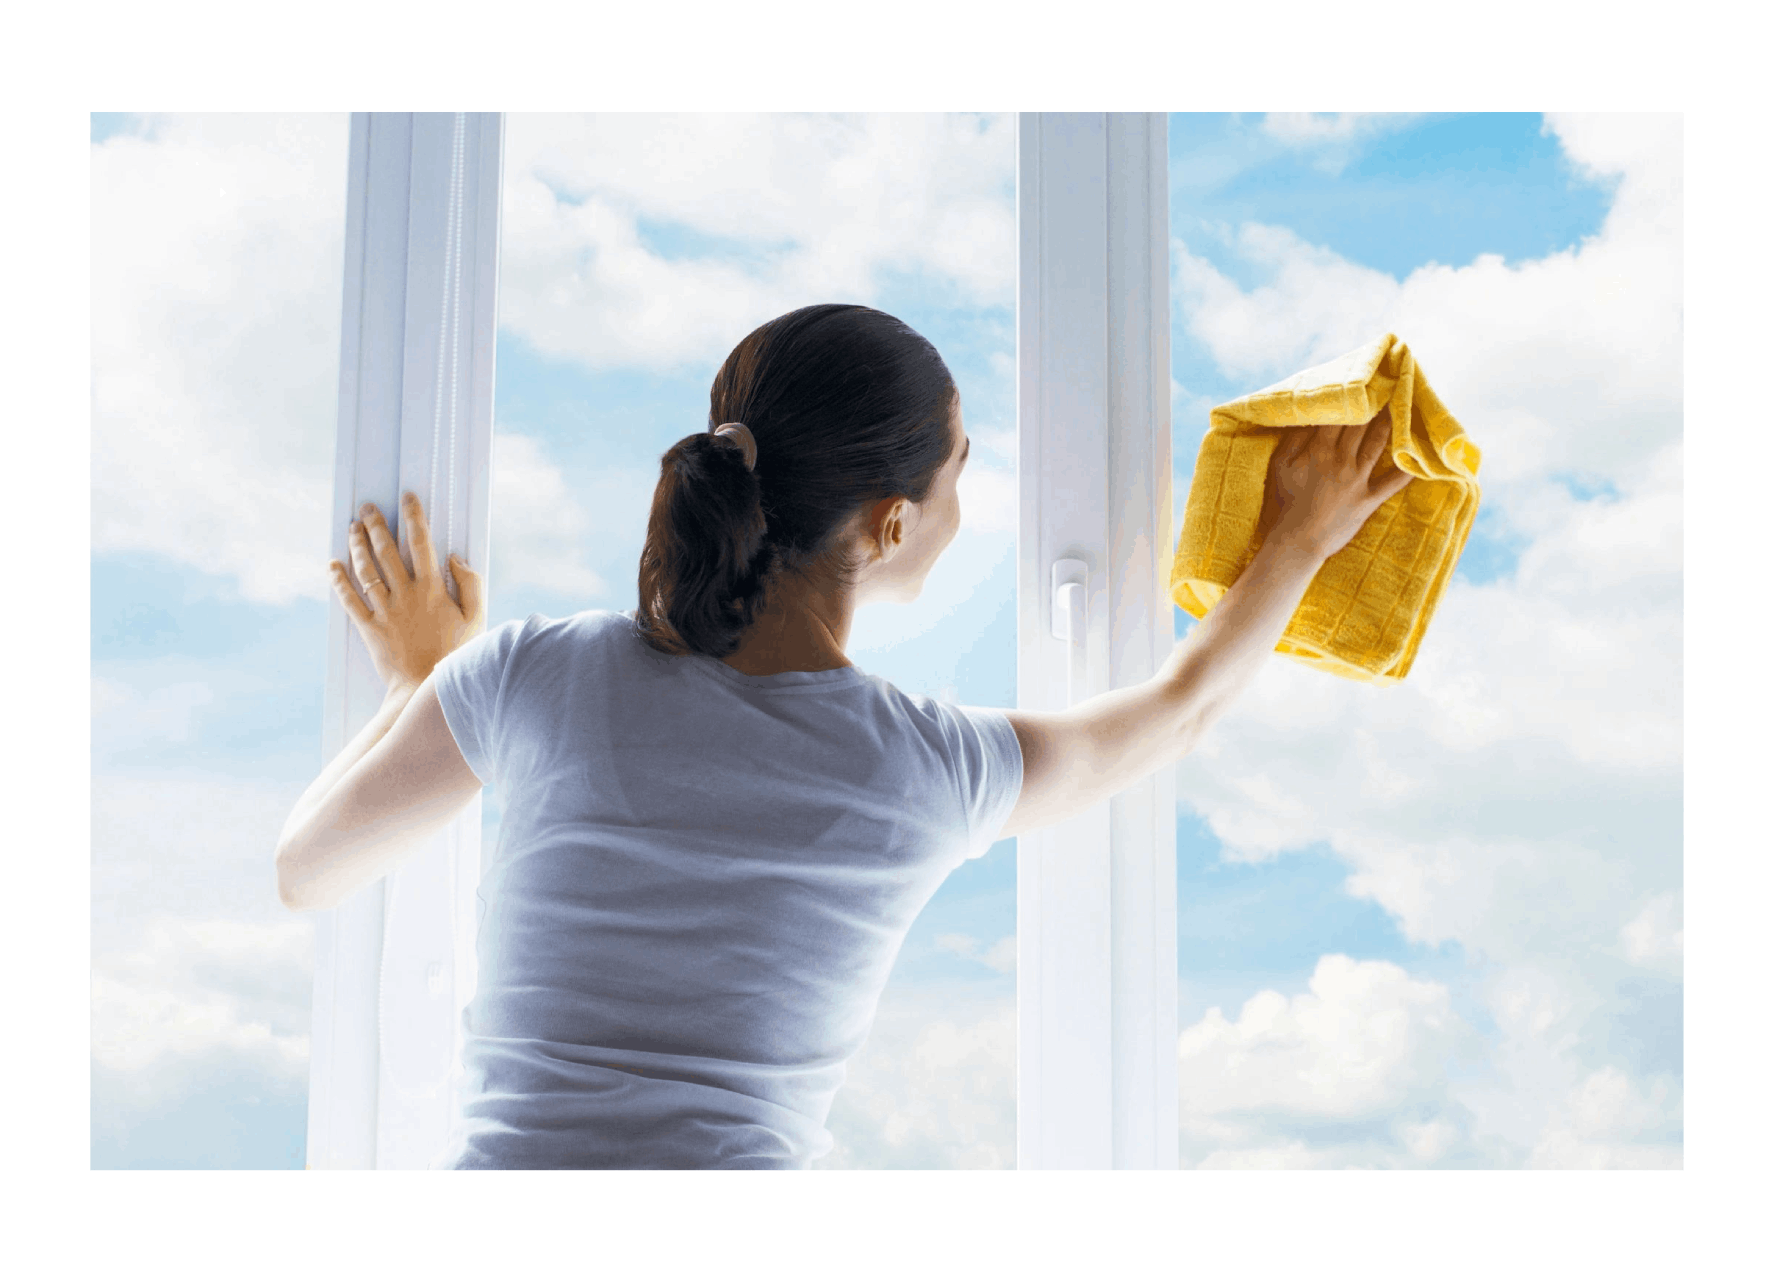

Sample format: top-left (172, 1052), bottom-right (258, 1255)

top-left (275, 303), bottom-right (1411, 1169)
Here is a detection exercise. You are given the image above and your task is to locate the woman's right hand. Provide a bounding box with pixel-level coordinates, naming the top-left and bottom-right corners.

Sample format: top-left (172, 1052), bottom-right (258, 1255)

top-left (1262, 407), bottom-right (1415, 558)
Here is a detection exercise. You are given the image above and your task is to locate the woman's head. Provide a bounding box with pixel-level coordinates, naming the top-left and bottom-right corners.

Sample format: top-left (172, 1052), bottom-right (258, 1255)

top-left (636, 303), bottom-right (965, 660)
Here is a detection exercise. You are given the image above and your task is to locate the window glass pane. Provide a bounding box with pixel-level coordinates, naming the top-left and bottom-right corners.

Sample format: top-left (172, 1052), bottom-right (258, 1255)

top-left (1167, 113), bottom-right (1682, 1167)
top-left (90, 113), bottom-right (350, 1168)
top-left (486, 114), bottom-right (1019, 1168)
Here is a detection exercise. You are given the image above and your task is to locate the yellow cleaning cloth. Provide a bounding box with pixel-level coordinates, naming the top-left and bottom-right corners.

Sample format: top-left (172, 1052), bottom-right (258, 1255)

top-left (1169, 333), bottom-right (1482, 685)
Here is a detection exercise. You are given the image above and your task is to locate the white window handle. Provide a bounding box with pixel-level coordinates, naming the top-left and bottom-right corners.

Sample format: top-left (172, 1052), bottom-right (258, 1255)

top-left (1051, 558), bottom-right (1088, 708)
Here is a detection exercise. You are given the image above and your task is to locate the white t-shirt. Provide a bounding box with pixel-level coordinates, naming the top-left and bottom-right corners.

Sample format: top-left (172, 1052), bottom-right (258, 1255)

top-left (428, 607), bottom-right (1023, 1169)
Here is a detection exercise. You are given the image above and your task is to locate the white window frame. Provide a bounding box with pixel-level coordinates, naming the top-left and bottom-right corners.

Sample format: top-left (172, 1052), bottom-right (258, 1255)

top-left (306, 110), bottom-right (1178, 1170)
top-left (1015, 112), bottom-right (1178, 1168)
top-left (306, 112), bottom-right (504, 1169)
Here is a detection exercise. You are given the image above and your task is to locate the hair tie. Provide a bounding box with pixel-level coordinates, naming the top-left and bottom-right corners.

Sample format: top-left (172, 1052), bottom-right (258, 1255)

top-left (711, 422), bottom-right (757, 472)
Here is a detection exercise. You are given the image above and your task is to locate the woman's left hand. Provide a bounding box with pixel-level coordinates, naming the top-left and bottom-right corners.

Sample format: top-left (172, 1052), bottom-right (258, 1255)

top-left (331, 493), bottom-right (485, 693)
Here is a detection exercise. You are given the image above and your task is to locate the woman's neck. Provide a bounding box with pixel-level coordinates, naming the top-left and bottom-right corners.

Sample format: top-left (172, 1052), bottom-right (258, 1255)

top-left (720, 583), bottom-right (854, 675)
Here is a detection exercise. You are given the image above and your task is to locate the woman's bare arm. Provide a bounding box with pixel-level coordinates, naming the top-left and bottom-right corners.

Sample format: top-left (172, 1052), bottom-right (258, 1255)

top-left (998, 529), bottom-right (1330, 840)
top-left (996, 412), bottom-right (1410, 839)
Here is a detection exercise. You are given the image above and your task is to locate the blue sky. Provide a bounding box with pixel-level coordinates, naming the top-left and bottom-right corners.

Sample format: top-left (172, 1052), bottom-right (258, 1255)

top-left (1168, 113), bottom-right (1615, 281)
top-left (90, 112), bottom-right (1682, 1170)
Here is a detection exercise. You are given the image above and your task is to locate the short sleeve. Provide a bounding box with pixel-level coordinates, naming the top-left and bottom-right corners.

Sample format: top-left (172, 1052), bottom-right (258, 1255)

top-left (947, 704), bottom-right (1024, 860)
top-left (431, 616), bottom-right (530, 786)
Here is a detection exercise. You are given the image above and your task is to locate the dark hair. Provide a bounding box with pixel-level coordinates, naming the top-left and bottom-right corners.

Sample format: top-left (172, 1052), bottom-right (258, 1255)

top-left (635, 303), bottom-right (958, 660)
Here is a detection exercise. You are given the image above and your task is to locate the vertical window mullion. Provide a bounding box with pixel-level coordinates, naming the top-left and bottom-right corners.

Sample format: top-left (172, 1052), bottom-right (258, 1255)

top-left (1015, 112), bottom-right (1177, 1169)
top-left (308, 112), bottom-right (503, 1170)
top-left (1106, 111), bottom-right (1179, 1169)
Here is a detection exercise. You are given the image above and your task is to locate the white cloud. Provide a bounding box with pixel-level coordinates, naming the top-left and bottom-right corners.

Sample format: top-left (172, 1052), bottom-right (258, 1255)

top-left (91, 114), bottom-right (348, 606)
top-left (91, 771), bottom-right (317, 1116)
top-left (91, 675), bottom-right (131, 718)
top-left (975, 424), bottom-right (1018, 466)
top-left (92, 916), bottom-right (312, 1086)
top-left (1337, 833), bottom-right (1654, 964)
top-left (814, 986), bottom-right (1014, 1170)
top-left (1619, 891), bottom-right (1684, 976)
top-left (1526, 1067), bottom-right (1683, 1169)
top-left (1259, 113), bottom-right (1427, 175)
top-left (957, 458), bottom-right (1018, 537)
top-left (1541, 113), bottom-right (1681, 233)
top-left (1398, 1116), bottom-right (1463, 1163)
top-left (92, 772), bottom-right (303, 925)
top-left (933, 932), bottom-right (1016, 974)
top-left (1191, 1140), bottom-right (1328, 1169)
top-left (487, 431), bottom-right (611, 599)
top-left (1177, 955), bottom-right (1474, 1128)
top-left (91, 675), bottom-right (214, 751)
top-left (1174, 955), bottom-right (1546, 1169)
top-left (982, 936), bottom-right (1016, 974)
top-left (1173, 224), bottom-right (1398, 385)
top-left (498, 113), bottom-right (1015, 374)
top-left (1183, 762), bottom-right (1317, 865)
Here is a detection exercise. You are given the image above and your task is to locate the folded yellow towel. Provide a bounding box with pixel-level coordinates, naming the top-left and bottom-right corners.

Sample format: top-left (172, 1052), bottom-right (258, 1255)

top-left (1169, 333), bottom-right (1482, 685)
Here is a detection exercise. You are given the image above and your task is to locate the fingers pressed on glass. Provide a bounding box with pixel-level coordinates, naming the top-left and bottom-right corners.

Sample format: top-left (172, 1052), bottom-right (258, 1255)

top-left (404, 492), bottom-right (437, 581)
top-left (346, 524), bottom-right (368, 579)
top-left (363, 508), bottom-right (407, 592)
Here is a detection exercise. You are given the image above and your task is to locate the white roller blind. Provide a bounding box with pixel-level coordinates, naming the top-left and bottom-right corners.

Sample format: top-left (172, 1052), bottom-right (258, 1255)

top-left (306, 112), bottom-right (504, 1170)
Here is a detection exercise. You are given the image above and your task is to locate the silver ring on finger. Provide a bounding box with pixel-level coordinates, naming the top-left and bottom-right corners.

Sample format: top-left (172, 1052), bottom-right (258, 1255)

top-left (363, 579), bottom-right (383, 592)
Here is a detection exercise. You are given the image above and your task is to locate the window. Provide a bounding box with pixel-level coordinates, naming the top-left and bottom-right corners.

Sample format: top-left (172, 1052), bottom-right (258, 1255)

top-left (91, 111), bottom-right (1682, 1171)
